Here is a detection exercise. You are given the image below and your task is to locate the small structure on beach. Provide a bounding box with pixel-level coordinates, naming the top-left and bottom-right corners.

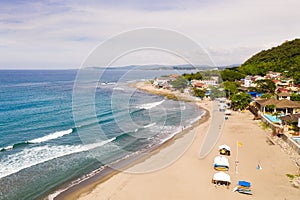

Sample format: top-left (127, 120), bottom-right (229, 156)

top-left (219, 144), bottom-right (231, 156)
top-left (214, 156), bottom-right (229, 171)
top-left (233, 181), bottom-right (253, 195)
top-left (212, 172), bottom-right (231, 186)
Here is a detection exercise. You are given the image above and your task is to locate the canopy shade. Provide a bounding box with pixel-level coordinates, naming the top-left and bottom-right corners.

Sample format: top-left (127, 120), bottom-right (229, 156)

top-left (218, 144), bottom-right (231, 151)
top-left (213, 172), bottom-right (231, 183)
top-left (214, 156), bottom-right (229, 167)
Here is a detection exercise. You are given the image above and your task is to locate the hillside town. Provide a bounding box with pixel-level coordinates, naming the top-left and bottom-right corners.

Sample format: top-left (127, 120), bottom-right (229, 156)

top-left (152, 70), bottom-right (300, 140)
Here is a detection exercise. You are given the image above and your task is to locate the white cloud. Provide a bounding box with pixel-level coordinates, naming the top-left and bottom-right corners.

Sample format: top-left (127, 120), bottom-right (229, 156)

top-left (0, 0), bottom-right (299, 69)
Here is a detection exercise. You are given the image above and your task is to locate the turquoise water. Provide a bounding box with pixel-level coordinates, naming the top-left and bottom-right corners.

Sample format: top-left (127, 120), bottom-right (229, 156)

top-left (264, 114), bottom-right (282, 123)
top-left (0, 69), bottom-right (202, 200)
top-left (293, 137), bottom-right (300, 145)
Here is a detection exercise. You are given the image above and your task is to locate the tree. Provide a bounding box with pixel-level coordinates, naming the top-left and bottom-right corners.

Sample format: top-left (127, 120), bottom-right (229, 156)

top-left (291, 93), bottom-right (300, 101)
top-left (209, 86), bottom-right (226, 100)
top-left (170, 76), bottom-right (188, 90)
top-left (261, 93), bottom-right (273, 99)
top-left (265, 104), bottom-right (276, 113)
top-left (230, 92), bottom-right (252, 111)
top-left (239, 38), bottom-right (300, 83)
top-left (183, 72), bottom-right (203, 81)
top-left (193, 88), bottom-right (206, 98)
top-left (255, 79), bottom-right (276, 94)
top-left (220, 69), bottom-right (245, 82)
top-left (223, 81), bottom-right (239, 97)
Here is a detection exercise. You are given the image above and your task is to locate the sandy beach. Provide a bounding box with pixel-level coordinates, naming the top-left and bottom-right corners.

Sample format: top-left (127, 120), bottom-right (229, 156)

top-left (66, 83), bottom-right (300, 200)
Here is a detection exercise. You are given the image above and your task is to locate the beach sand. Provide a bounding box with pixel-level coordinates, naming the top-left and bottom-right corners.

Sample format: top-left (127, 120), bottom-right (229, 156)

top-left (67, 83), bottom-right (300, 200)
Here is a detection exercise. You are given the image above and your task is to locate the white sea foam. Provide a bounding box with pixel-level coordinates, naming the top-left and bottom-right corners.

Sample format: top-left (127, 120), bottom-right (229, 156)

top-left (29, 129), bottom-right (73, 143)
top-left (100, 82), bottom-right (116, 85)
top-left (0, 138), bottom-right (115, 179)
top-left (113, 87), bottom-right (125, 91)
top-left (2, 145), bottom-right (13, 151)
top-left (136, 100), bottom-right (165, 110)
top-left (144, 122), bottom-right (156, 128)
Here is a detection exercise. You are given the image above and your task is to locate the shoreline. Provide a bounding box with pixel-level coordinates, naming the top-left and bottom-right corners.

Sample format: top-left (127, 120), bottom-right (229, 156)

top-left (74, 83), bottom-right (300, 200)
top-left (51, 81), bottom-right (210, 200)
top-left (53, 81), bottom-right (300, 200)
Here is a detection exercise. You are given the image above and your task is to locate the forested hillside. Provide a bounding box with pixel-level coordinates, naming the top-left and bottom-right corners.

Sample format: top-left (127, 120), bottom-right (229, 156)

top-left (238, 38), bottom-right (300, 83)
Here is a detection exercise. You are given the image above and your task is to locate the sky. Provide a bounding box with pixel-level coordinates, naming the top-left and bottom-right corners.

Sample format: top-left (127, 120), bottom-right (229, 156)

top-left (0, 0), bottom-right (300, 69)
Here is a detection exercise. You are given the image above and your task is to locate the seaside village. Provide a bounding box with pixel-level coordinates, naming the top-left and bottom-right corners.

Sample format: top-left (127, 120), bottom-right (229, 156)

top-left (152, 70), bottom-right (300, 194)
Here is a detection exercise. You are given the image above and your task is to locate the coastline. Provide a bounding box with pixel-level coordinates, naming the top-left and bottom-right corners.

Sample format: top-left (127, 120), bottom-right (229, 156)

top-left (51, 81), bottom-right (210, 200)
top-left (54, 82), bottom-right (300, 200)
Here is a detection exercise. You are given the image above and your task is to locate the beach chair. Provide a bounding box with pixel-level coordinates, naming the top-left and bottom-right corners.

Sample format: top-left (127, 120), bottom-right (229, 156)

top-left (234, 181), bottom-right (252, 195)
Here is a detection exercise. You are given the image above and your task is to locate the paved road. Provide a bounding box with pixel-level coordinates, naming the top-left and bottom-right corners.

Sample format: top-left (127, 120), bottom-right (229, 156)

top-left (199, 100), bottom-right (225, 159)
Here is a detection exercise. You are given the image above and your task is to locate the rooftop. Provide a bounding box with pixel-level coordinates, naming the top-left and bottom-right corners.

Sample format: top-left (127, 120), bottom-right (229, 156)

top-left (280, 113), bottom-right (300, 123)
top-left (256, 98), bottom-right (300, 108)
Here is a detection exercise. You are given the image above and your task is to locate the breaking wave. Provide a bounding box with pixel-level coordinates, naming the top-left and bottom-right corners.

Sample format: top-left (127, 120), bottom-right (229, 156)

top-left (0, 138), bottom-right (115, 179)
top-left (0, 129), bottom-right (73, 152)
top-left (136, 100), bottom-right (165, 110)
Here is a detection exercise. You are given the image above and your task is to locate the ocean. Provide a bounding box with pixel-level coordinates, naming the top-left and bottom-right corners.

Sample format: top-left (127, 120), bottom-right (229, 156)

top-left (0, 68), bottom-right (204, 200)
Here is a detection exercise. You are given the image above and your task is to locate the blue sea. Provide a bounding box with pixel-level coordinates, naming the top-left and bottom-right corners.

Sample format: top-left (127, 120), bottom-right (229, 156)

top-left (0, 68), bottom-right (203, 200)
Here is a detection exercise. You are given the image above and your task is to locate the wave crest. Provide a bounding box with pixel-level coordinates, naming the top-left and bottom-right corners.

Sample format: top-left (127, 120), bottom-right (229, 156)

top-left (29, 129), bottom-right (73, 143)
top-left (0, 129), bottom-right (73, 152)
top-left (0, 138), bottom-right (115, 179)
top-left (136, 100), bottom-right (165, 110)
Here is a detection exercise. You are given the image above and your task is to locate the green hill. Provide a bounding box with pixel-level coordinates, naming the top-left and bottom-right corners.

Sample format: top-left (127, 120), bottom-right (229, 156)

top-left (238, 38), bottom-right (300, 84)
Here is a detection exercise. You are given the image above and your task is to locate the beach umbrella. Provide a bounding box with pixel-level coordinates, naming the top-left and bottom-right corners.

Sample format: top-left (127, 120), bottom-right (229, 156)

top-left (213, 172), bottom-right (231, 183)
top-left (214, 156), bottom-right (229, 167)
top-left (218, 144), bottom-right (231, 151)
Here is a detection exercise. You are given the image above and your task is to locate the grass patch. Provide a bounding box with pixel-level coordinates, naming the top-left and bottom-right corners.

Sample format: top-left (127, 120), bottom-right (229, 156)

top-left (286, 173), bottom-right (300, 180)
top-left (144, 80), bottom-right (153, 84)
top-left (286, 174), bottom-right (295, 180)
top-left (260, 121), bottom-right (269, 130)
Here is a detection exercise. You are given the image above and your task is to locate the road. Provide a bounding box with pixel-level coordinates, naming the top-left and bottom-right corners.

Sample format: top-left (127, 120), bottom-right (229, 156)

top-left (199, 100), bottom-right (225, 159)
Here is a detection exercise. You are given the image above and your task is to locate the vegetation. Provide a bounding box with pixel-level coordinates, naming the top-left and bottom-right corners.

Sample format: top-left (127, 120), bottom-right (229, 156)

top-left (239, 39), bottom-right (300, 84)
top-left (259, 121), bottom-right (270, 130)
top-left (193, 88), bottom-right (206, 98)
top-left (168, 38), bottom-right (300, 110)
top-left (220, 69), bottom-right (245, 82)
top-left (286, 173), bottom-right (300, 180)
top-left (230, 92), bottom-right (252, 111)
top-left (182, 72), bottom-right (202, 81)
top-left (291, 93), bottom-right (300, 101)
top-left (254, 79), bottom-right (276, 94)
top-left (223, 81), bottom-right (239, 97)
top-left (261, 93), bottom-right (273, 99)
top-left (265, 104), bottom-right (276, 113)
top-left (209, 86), bottom-right (225, 100)
top-left (200, 70), bottom-right (220, 80)
top-left (170, 76), bottom-right (188, 90)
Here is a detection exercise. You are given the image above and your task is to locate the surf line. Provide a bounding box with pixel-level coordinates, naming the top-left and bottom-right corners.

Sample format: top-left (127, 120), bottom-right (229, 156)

top-left (0, 128), bottom-right (73, 152)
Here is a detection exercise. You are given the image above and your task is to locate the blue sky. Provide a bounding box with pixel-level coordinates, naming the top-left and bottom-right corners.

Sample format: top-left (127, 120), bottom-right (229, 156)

top-left (0, 0), bottom-right (300, 69)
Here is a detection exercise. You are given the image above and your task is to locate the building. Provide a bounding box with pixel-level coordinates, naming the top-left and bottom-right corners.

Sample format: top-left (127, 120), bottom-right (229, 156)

top-left (255, 98), bottom-right (300, 115)
top-left (153, 77), bottom-right (175, 89)
top-left (244, 78), bottom-right (252, 87)
top-left (277, 92), bottom-right (291, 100)
top-left (191, 80), bottom-right (205, 89)
top-left (191, 79), bottom-right (218, 88)
top-left (202, 79), bottom-right (218, 86)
